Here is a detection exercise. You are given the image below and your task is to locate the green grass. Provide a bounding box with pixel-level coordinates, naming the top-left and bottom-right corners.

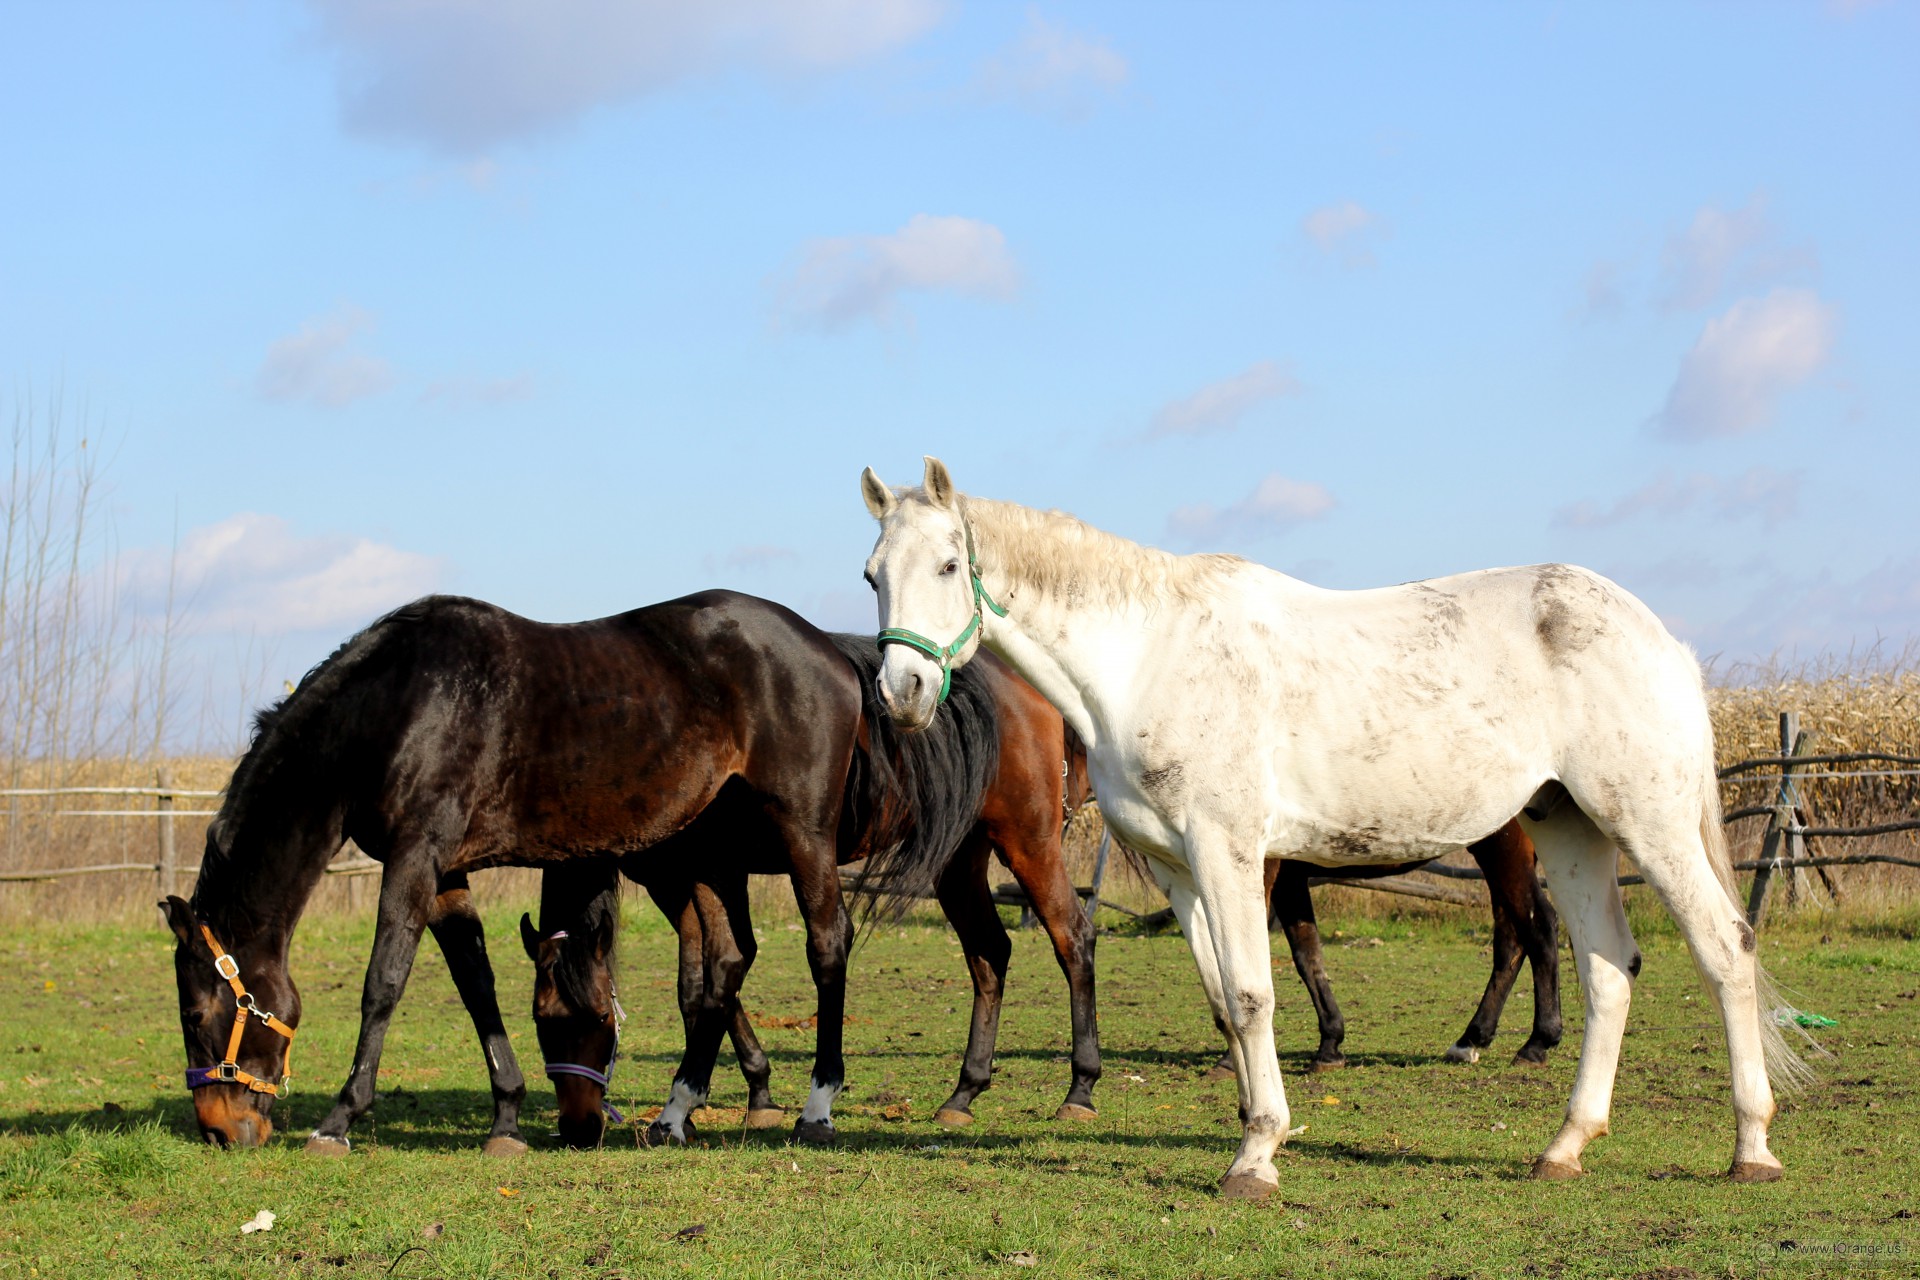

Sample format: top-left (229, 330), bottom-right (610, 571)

top-left (0, 902), bottom-right (1914, 1279)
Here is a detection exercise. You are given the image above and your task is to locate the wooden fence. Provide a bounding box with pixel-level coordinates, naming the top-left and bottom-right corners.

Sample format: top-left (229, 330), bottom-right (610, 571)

top-left (5, 710), bottom-right (1917, 926)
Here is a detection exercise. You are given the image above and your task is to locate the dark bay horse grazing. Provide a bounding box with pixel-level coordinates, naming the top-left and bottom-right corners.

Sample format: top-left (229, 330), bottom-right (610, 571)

top-left (1201, 819), bottom-right (1560, 1080)
top-left (163, 591), bottom-right (988, 1152)
top-left (521, 639), bottom-right (1103, 1148)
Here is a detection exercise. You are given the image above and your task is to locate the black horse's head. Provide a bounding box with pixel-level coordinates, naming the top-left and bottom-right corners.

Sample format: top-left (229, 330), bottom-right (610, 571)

top-left (521, 911), bottom-right (620, 1149)
top-left (162, 894), bottom-right (298, 1147)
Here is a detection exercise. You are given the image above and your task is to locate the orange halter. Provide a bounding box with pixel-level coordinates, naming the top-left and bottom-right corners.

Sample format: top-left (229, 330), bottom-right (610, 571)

top-left (183, 923), bottom-right (295, 1098)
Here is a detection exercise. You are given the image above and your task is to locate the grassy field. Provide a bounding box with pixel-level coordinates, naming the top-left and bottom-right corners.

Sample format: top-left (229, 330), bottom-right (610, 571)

top-left (1, 899), bottom-right (1915, 1279)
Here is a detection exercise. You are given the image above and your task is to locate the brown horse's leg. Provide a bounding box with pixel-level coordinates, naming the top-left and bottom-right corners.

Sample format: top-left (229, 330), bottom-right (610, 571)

top-left (1274, 860), bottom-right (1347, 1070)
top-left (647, 873), bottom-right (757, 1147)
top-left (1449, 823), bottom-right (1564, 1065)
top-left (786, 843), bottom-right (853, 1147)
top-left (424, 871), bottom-right (527, 1155)
top-left (1000, 830), bottom-right (1101, 1119)
top-left (652, 879), bottom-right (782, 1125)
top-left (931, 830), bottom-right (1010, 1124)
top-left (308, 848), bottom-right (440, 1153)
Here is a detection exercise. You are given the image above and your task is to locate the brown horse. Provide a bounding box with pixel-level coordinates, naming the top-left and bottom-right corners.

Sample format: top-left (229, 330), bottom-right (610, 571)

top-left (163, 591), bottom-right (995, 1151)
top-left (520, 639), bottom-right (1102, 1147)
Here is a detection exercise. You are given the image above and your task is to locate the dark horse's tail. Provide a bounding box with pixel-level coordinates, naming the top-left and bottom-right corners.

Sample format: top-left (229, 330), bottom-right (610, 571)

top-left (829, 635), bottom-right (1001, 925)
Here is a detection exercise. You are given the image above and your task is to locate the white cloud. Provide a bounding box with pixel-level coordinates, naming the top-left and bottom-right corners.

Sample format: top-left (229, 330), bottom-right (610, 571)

top-left (310, 0), bottom-right (947, 154)
top-left (1147, 360), bottom-right (1300, 439)
top-left (126, 513), bottom-right (444, 635)
top-left (1168, 473), bottom-right (1335, 546)
top-left (418, 374), bottom-right (533, 408)
top-left (255, 305), bottom-right (395, 409)
top-left (1708, 556), bottom-right (1920, 660)
top-left (1301, 201), bottom-right (1386, 268)
top-left (978, 11), bottom-right (1128, 115)
top-left (1652, 288), bottom-right (1837, 439)
top-left (776, 214), bottom-right (1019, 329)
top-left (1553, 466), bottom-right (1802, 531)
top-left (1656, 194), bottom-right (1816, 312)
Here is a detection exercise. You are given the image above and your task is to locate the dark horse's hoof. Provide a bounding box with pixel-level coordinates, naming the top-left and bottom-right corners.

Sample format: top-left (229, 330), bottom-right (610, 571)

top-left (934, 1107), bottom-right (974, 1127)
top-left (793, 1119), bottom-right (838, 1147)
top-left (1529, 1157), bottom-right (1583, 1181)
top-left (1054, 1103), bottom-right (1098, 1122)
top-left (303, 1134), bottom-right (351, 1158)
top-left (1308, 1056), bottom-right (1347, 1073)
top-left (745, 1108), bottom-right (787, 1130)
top-left (1200, 1064), bottom-right (1236, 1084)
top-left (481, 1135), bottom-right (529, 1158)
top-left (1729, 1160), bottom-right (1784, 1183)
top-left (644, 1118), bottom-right (696, 1148)
top-left (1219, 1170), bottom-right (1277, 1201)
top-left (1511, 1049), bottom-right (1551, 1068)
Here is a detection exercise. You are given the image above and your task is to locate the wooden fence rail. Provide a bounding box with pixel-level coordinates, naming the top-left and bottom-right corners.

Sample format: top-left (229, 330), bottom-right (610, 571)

top-left (5, 710), bottom-right (1917, 923)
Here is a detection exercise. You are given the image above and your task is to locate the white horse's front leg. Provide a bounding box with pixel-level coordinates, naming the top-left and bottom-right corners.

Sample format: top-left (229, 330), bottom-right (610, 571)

top-left (1179, 829), bottom-right (1290, 1200)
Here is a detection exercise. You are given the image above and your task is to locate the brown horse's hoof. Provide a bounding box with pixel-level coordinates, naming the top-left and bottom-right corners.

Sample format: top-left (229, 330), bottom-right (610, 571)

top-left (1053, 1103), bottom-right (1097, 1122)
top-left (745, 1108), bottom-right (787, 1130)
top-left (1530, 1157), bottom-right (1583, 1181)
top-left (303, 1134), bottom-right (351, 1157)
top-left (1729, 1160), bottom-right (1784, 1183)
top-left (1219, 1170), bottom-right (1278, 1201)
top-left (1308, 1057), bottom-right (1347, 1073)
top-left (934, 1108), bottom-right (974, 1127)
top-left (644, 1118), bottom-right (696, 1148)
top-left (1444, 1044), bottom-right (1482, 1065)
top-left (481, 1135), bottom-right (529, 1159)
top-left (793, 1119), bottom-right (837, 1147)
top-left (1511, 1051), bottom-right (1550, 1068)
top-left (1199, 1065), bottom-right (1236, 1084)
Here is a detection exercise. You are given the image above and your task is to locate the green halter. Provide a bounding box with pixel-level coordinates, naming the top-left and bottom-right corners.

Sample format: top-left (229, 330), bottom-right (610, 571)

top-left (876, 518), bottom-right (1008, 704)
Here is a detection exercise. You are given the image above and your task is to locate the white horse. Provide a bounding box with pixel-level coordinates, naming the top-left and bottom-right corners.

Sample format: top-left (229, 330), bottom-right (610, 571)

top-left (858, 457), bottom-right (1806, 1200)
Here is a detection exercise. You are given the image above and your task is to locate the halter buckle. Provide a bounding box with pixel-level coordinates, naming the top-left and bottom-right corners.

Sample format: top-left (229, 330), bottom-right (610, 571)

top-left (213, 953), bottom-right (240, 981)
top-left (213, 1062), bottom-right (239, 1082)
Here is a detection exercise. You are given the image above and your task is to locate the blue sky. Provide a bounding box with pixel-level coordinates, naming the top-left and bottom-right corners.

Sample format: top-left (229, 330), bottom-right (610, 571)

top-left (3, 2), bottom-right (1915, 743)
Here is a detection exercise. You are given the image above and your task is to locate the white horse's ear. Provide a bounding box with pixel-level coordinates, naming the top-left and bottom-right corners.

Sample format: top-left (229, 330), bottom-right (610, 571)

top-left (923, 456), bottom-right (957, 508)
top-left (860, 467), bottom-right (897, 520)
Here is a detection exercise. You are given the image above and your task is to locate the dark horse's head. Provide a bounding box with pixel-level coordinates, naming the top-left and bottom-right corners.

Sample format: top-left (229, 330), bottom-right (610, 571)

top-left (521, 909), bottom-right (621, 1149)
top-left (161, 893), bottom-right (300, 1147)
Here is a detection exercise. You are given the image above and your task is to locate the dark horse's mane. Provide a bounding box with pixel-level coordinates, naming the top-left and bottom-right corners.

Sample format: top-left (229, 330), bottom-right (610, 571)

top-left (829, 634), bottom-right (1001, 926)
top-left (549, 870), bottom-right (622, 1014)
top-left (193, 598), bottom-right (447, 933)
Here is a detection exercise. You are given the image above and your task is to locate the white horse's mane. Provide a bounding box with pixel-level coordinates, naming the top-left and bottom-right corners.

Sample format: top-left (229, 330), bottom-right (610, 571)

top-left (951, 492), bottom-right (1244, 611)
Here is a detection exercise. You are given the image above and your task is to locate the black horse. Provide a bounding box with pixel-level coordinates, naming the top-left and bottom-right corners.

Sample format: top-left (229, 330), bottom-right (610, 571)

top-left (520, 640), bottom-right (1102, 1147)
top-left (163, 590), bottom-right (990, 1151)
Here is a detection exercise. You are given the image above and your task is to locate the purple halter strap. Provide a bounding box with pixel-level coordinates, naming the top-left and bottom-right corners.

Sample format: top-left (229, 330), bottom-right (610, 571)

top-left (538, 929), bottom-right (625, 1124)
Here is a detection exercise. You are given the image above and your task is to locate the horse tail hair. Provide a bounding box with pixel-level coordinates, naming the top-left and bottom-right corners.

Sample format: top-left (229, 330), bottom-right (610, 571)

top-left (1698, 722), bottom-right (1820, 1094)
top-left (829, 635), bottom-right (999, 927)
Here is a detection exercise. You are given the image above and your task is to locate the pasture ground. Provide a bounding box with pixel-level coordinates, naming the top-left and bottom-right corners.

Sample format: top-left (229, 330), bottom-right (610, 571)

top-left (1, 899), bottom-right (1915, 1279)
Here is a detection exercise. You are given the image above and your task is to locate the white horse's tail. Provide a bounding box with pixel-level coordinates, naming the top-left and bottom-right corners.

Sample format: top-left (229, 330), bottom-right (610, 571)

top-left (1698, 736), bottom-right (1820, 1094)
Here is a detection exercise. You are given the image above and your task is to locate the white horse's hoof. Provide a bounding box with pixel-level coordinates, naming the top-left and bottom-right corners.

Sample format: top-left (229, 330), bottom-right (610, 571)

top-left (1219, 1170), bottom-right (1278, 1201)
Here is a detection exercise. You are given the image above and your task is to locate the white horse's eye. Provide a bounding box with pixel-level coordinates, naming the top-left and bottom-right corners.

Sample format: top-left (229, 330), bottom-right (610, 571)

top-left (863, 571), bottom-right (877, 591)
top-left (941, 560), bottom-right (959, 576)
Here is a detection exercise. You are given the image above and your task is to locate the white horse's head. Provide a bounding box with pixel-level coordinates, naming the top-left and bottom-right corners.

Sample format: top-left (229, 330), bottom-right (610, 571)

top-left (859, 456), bottom-right (995, 731)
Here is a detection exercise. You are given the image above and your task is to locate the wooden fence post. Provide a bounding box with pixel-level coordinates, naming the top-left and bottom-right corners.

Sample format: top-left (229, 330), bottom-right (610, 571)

top-left (1745, 712), bottom-right (1808, 928)
top-left (155, 766), bottom-right (176, 900)
top-left (1086, 828), bottom-right (1112, 922)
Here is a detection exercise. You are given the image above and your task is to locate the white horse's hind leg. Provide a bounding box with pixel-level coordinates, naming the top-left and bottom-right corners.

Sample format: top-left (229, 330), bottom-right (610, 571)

top-left (1179, 830), bottom-right (1290, 1201)
top-left (1622, 823), bottom-right (1782, 1181)
top-left (1525, 808), bottom-right (1638, 1179)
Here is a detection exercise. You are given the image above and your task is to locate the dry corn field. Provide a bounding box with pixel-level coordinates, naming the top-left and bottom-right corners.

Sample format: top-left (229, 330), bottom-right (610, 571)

top-left (4, 665), bottom-right (1918, 926)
